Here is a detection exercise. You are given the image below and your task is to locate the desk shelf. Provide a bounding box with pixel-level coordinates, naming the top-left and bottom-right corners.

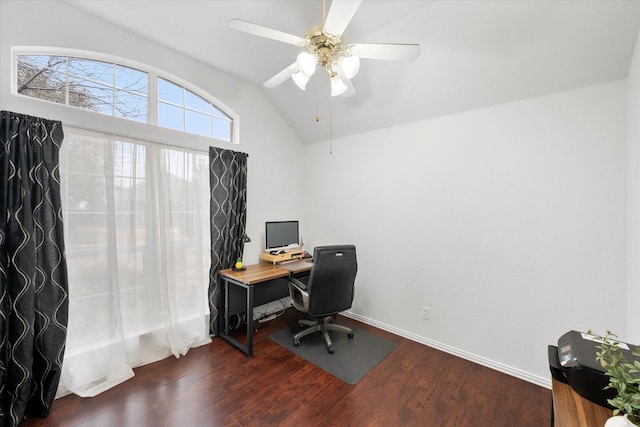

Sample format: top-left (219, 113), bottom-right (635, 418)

top-left (260, 251), bottom-right (304, 264)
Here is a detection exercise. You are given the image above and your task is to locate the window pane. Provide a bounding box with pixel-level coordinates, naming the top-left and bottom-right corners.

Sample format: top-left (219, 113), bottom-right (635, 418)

top-left (114, 177), bottom-right (141, 212)
top-left (64, 135), bottom-right (107, 173)
top-left (18, 55), bottom-right (67, 71)
top-left (186, 110), bottom-right (211, 137)
top-left (212, 105), bottom-right (230, 120)
top-left (158, 78), bottom-right (183, 105)
top-left (17, 68), bottom-right (66, 104)
top-left (115, 90), bottom-right (148, 122)
top-left (114, 142), bottom-right (146, 178)
top-left (69, 58), bottom-right (113, 86)
top-left (68, 76), bottom-right (113, 115)
top-left (115, 65), bottom-right (147, 94)
top-left (114, 176), bottom-right (135, 190)
top-left (213, 117), bottom-right (232, 141)
top-left (65, 213), bottom-right (109, 246)
top-left (158, 102), bottom-right (184, 131)
top-left (64, 173), bottom-right (108, 212)
top-left (185, 90), bottom-right (209, 113)
top-left (67, 292), bottom-right (113, 346)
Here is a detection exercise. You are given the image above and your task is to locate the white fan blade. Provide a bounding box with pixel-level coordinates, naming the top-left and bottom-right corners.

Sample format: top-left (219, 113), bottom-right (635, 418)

top-left (324, 0), bottom-right (363, 36)
top-left (228, 19), bottom-right (304, 46)
top-left (264, 63), bottom-right (298, 88)
top-left (350, 43), bottom-right (420, 62)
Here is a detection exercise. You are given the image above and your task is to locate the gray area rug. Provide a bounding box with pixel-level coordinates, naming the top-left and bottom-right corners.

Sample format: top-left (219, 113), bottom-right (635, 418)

top-left (269, 324), bottom-right (397, 385)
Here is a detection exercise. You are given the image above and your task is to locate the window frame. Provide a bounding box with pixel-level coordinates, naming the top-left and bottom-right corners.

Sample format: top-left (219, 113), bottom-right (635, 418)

top-left (11, 46), bottom-right (239, 144)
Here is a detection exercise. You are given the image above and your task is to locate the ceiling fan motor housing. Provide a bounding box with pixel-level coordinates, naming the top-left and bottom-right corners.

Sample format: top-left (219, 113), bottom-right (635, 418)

top-left (304, 25), bottom-right (345, 71)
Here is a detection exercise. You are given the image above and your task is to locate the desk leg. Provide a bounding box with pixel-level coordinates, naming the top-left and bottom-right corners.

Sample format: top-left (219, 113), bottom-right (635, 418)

top-left (246, 285), bottom-right (254, 357)
top-left (218, 276), bottom-right (254, 358)
top-left (224, 279), bottom-right (230, 336)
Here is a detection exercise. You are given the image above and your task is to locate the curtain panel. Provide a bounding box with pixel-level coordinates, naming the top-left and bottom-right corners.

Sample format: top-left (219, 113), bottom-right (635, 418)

top-left (0, 111), bottom-right (69, 426)
top-left (209, 147), bottom-right (248, 336)
top-left (58, 130), bottom-right (211, 398)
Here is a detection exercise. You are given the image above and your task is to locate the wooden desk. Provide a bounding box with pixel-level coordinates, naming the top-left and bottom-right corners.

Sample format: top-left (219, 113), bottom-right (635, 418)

top-left (552, 378), bottom-right (612, 427)
top-left (218, 261), bottom-right (312, 357)
top-left (220, 263), bottom-right (290, 284)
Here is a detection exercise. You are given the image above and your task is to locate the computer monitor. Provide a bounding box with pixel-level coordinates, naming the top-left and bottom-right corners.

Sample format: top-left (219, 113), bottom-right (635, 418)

top-left (265, 220), bottom-right (300, 252)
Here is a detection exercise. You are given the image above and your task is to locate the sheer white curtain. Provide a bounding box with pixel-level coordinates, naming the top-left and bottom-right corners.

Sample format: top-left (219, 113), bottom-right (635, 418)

top-left (58, 129), bottom-right (211, 397)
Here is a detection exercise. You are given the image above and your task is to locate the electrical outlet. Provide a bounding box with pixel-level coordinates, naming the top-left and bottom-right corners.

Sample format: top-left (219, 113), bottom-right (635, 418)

top-left (422, 306), bottom-right (430, 320)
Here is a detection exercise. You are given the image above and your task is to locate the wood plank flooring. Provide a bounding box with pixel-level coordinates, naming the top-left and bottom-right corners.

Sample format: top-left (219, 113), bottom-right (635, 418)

top-left (23, 309), bottom-right (551, 427)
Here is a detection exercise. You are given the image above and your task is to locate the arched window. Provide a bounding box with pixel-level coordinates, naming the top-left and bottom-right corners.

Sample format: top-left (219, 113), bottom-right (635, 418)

top-left (13, 48), bottom-right (236, 143)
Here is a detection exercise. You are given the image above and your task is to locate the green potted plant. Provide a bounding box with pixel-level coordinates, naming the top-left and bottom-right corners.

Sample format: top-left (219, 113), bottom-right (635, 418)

top-left (589, 330), bottom-right (640, 426)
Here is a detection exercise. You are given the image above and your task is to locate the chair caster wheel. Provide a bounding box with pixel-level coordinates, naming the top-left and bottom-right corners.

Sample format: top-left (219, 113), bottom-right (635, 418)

top-left (293, 339), bottom-right (300, 347)
top-left (348, 333), bottom-right (354, 339)
top-left (327, 346), bottom-right (335, 354)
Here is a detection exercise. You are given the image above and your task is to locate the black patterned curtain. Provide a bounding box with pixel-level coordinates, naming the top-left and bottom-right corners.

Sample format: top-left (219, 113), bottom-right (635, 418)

top-left (0, 111), bottom-right (69, 426)
top-left (208, 147), bottom-right (248, 336)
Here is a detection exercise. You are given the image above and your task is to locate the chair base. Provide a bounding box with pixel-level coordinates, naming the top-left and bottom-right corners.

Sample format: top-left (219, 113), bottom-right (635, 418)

top-left (293, 316), bottom-right (354, 354)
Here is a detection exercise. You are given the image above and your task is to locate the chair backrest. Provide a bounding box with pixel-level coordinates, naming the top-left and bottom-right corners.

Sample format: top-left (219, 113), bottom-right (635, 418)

top-left (306, 245), bottom-right (358, 317)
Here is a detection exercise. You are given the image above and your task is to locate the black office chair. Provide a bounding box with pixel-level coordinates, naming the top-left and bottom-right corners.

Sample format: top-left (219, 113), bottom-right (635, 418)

top-left (288, 245), bottom-right (357, 354)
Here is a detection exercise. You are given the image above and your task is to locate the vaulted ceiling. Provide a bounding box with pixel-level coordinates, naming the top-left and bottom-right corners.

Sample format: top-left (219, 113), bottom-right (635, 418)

top-left (65, 0), bottom-right (640, 144)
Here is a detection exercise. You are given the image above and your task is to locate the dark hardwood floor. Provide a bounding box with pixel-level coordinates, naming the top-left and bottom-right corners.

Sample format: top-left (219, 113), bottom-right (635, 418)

top-left (23, 310), bottom-right (551, 426)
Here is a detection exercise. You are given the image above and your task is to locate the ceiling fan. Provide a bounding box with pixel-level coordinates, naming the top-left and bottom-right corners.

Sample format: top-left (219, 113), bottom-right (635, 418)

top-left (228, 0), bottom-right (420, 97)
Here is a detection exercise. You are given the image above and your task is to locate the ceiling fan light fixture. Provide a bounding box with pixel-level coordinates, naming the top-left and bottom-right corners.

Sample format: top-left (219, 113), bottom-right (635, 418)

top-left (330, 73), bottom-right (348, 96)
top-left (339, 55), bottom-right (360, 79)
top-left (291, 71), bottom-right (310, 90)
top-left (296, 52), bottom-right (317, 77)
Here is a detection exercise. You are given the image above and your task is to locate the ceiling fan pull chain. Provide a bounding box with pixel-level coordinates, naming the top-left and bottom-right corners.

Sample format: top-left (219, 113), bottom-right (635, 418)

top-left (316, 78), bottom-right (320, 123)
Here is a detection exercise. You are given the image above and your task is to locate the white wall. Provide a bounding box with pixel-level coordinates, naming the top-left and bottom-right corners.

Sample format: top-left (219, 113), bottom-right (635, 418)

top-left (0, 0), bottom-right (305, 263)
top-left (303, 81), bottom-right (628, 385)
top-left (627, 30), bottom-right (640, 344)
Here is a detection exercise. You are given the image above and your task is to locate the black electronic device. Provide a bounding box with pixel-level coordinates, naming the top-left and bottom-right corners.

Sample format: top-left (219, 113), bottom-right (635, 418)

top-left (548, 345), bottom-right (566, 383)
top-left (555, 330), bottom-right (639, 409)
top-left (265, 220), bottom-right (300, 252)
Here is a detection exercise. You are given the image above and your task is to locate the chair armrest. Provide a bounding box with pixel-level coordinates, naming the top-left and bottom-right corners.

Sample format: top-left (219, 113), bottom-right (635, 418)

top-left (289, 277), bottom-right (307, 291)
top-left (288, 278), bottom-right (310, 313)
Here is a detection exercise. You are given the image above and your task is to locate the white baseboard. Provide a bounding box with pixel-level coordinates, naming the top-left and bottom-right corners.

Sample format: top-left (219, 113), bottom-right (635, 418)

top-left (341, 310), bottom-right (552, 390)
